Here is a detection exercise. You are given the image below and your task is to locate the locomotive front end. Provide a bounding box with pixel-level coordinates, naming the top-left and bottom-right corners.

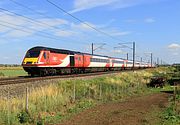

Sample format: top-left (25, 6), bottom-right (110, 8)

top-left (22, 47), bottom-right (43, 76)
top-left (22, 50), bottom-right (40, 66)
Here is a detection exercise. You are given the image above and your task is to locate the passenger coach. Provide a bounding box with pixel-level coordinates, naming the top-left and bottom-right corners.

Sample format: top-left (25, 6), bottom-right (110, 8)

top-left (22, 46), bottom-right (151, 76)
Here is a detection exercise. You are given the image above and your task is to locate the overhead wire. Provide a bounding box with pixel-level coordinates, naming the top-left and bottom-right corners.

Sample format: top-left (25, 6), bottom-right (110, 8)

top-left (0, 7), bottom-right (65, 32)
top-left (8, 0), bottom-right (56, 19)
top-left (8, 0), bottom-right (129, 52)
top-left (46, 0), bottom-right (127, 43)
top-left (0, 8), bottom-right (90, 45)
top-left (1, 0), bottom-right (134, 56)
top-left (0, 21), bottom-right (89, 45)
top-left (0, 20), bottom-right (61, 41)
top-left (7, 0), bottom-right (100, 46)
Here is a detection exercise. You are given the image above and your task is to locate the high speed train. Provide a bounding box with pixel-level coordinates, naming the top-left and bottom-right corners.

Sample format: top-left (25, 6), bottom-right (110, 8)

top-left (22, 46), bottom-right (152, 76)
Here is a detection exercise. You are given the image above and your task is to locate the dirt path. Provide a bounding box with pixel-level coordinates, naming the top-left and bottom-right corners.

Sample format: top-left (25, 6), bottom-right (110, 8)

top-left (59, 93), bottom-right (170, 125)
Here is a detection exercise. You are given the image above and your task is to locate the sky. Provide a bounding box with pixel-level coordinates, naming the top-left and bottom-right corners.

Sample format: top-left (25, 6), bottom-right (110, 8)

top-left (0, 0), bottom-right (179, 64)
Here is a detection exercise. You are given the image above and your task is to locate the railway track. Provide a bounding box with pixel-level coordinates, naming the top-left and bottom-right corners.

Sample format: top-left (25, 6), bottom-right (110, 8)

top-left (0, 71), bottom-right (123, 86)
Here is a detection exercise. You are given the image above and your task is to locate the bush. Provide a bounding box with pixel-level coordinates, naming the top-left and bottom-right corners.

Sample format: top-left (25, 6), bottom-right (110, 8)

top-left (17, 111), bottom-right (33, 124)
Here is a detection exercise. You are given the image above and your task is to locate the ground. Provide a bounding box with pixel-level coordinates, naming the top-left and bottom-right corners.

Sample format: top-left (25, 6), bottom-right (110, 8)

top-left (58, 93), bottom-right (170, 125)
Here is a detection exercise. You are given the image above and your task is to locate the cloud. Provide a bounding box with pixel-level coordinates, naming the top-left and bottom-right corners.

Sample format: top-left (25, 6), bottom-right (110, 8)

top-left (113, 49), bottom-right (124, 53)
top-left (55, 30), bottom-right (76, 37)
top-left (37, 18), bottom-right (69, 27)
top-left (167, 43), bottom-right (180, 56)
top-left (144, 18), bottom-right (155, 23)
top-left (0, 11), bottom-right (71, 38)
top-left (7, 30), bottom-right (33, 37)
top-left (124, 18), bottom-right (156, 23)
top-left (71, 22), bottom-right (95, 31)
top-left (70, 0), bottom-right (164, 13)
top-left (0, 9), bottom-right (132, 43)
top-left (168, 43), bottom-right (180, 49)
top-left (70, 0), bottom-right (117, 13)
top-left (111, 31), bottom-right (131, 36)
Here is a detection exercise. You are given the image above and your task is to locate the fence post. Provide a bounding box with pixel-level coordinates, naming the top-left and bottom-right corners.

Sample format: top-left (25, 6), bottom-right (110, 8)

top-left (173, 82), bottom-right (177, 112)
top-left (73, 82), bottom-right (76, 102)
top-left (7, 87), bottom-right (10, 125)
top-left (88, 85), bottom-right (91, 101)
top-left (99, 83), bottom-right (102, 99)
top-left (25, 87), bottom-right (29, 113)
top-left (84, 83), bottom-right (86, 97)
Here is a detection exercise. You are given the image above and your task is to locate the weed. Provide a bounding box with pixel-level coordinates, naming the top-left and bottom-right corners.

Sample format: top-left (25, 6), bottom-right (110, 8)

top-left (17, 111), bottom-right (33, 124)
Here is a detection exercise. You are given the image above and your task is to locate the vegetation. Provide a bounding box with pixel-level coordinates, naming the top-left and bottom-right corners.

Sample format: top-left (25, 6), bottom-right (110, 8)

top-left (0, 67), bottom-right (174, 125)
top-left (159, 65), bottom-right (180, 125)
top-left (160, 93), bottom-right (180, 125)
top-left (0, 66), bottom-right (27, 77)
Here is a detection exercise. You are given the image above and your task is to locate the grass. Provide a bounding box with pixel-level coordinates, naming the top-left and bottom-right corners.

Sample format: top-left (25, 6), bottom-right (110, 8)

top-left (0, 70), bottom-right (27, 77)
top-left (0, 66), bottom-right (23, 70)
top-left (160, 65), bottom-right (180, 125)
top-left (0, 67), bottom-right (174, 125)
top-left (160, 93), bottom-right (180, 125)
top-left (0, 66), bottom-right (27, 77)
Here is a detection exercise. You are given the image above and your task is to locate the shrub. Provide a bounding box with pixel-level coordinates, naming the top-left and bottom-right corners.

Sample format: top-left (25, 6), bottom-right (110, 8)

top-left (17, 111), bottom-right (33, 124)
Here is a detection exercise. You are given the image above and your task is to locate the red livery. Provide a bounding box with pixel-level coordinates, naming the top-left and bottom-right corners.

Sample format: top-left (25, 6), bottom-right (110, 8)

top-left (22, 46), bottom-right (153, 76)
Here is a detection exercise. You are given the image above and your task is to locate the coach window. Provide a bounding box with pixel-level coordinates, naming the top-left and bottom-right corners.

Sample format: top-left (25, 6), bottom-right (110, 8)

top-left (43, 52), bottom-right (46, 59)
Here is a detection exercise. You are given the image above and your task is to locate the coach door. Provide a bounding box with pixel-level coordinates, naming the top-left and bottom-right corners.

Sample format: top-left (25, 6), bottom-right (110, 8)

top-left (70, 56), bottom-right (75, 67)
top-left (43, 51), bottom-right (50, 64)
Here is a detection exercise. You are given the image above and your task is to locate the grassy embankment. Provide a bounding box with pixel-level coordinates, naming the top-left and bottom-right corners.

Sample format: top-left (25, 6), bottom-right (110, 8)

top-left (160, 94), bottom-right (180, 125)
top-left (159, 65), bottom-right (180, 125)
top-left (0, 66), bottom-right (27, 77)
top-left (0, 67), bottom-right (174, 125)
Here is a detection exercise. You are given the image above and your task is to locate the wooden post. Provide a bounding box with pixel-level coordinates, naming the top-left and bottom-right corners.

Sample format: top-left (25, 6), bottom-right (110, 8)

top-left (25, 87), bottom-right (28, 113)
top-left (73, 82), bottom-right (76, 102)
top-left (7, 88), bottom-right (10, 125)
top-left (99, 83), bottom-right (102, 99)
top-left (88, 85), bottom-right (91, 101)
top-left (173, 82), bottom-right (177, 112)
top-left (84, 83), bottom-right (86, 97)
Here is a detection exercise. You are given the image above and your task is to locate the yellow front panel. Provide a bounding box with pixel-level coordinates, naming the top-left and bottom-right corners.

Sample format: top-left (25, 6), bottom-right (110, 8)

top-left (23, 58), bottom-right (38, 64)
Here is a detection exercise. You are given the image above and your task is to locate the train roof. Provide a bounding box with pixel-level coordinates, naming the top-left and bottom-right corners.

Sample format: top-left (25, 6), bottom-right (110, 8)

top-left (28, 46), bottom-right (151, 64)
top-left (28, 46), bottom-right (110, 58)
top-left (28, 46), bottom-right (78, 55)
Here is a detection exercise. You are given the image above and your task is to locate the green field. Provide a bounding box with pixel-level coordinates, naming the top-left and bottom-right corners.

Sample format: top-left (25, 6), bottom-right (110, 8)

top-left (0, 67), bottom-right (27, 77)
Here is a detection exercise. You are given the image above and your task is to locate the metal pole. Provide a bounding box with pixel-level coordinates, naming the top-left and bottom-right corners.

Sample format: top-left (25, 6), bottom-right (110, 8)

top-left (92, 43), bottom-right (94, 55)
top-left (157, 57), bottom-right (159, 66)
top-left (132, 42), bottom-right (135, 71)
top-left (151, 53), bottom-right (153, 67)
top-left (127, 53), bottom-right (128, 60)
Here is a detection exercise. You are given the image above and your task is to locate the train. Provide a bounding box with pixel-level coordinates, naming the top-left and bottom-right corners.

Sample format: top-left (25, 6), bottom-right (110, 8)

top-left (22, 46), bottom-right (152, 76)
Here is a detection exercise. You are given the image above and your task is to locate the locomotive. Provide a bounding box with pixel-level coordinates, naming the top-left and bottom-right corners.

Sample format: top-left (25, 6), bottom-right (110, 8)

top-left (22, 46), bottom-right (151, 76)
